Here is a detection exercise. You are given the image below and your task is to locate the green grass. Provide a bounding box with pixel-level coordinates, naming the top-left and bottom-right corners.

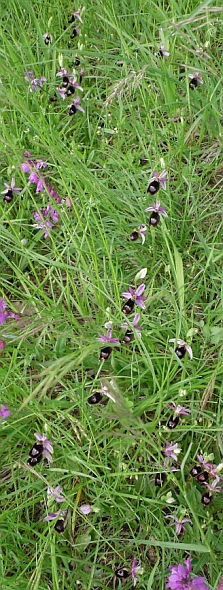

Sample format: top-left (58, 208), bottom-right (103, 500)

top-left (0, 0), bottom-right (223, 588)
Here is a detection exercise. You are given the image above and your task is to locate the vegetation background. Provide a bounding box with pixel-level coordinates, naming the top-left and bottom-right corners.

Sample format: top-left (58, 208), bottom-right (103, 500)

top-left (0, 0), bottom-right (223, 588)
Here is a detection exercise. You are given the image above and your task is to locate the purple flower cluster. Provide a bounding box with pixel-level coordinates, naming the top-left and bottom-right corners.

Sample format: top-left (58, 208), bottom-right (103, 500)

top-left (20, 153), bottom-right (47, 192)
top-left (0, 298), bottom-right (19, 326)
top-left (24, 71), bottom-right (46, 92)
top-left (33, 204), bottom-right (59, 239)
top-left (18, 152), bottom-right (63, 237)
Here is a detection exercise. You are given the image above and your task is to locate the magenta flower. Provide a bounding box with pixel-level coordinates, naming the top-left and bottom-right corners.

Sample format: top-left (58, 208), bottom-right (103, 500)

top-left (0, 298), bottom-right (19, 326)
top-left (33, 205), bottom-right (59, 238)
top-left (79, 504), bottom-right (91, 515)
top-left (97, 329), bottom-right (119, 345)
top-left (217, 579), bottom-right (223, 590)
top-left (20, 154), bottom-right (47, 174)
top-left (29, 173), bottom-right (45, 192)
top-left (19, 154), bottom-right (47, 193)
top-left (166, 515), bottom-right (192, 535)
top-left (0, 405), bottom-right (10, 420)
top-left (1, 178), bottom-right (22, 202)
top-left (166, 557), bottom-right (209, 590)
top-left (168, 402), bottom-right (191, 416)
top-left (44, 180), bottom-right (62, 204)
top-left (47, 486), bottom-right (64, 502)
top-left (34, 433), bottom-right (53, 462)
top-left (169, 339), bottom-right (193, 360)
top-left (131, 558), bottom-right (141, 587)
top-left (0, 299), bottom-right (9, 326)
top-left (164, 442), bottom-right (180, 464)
top-left (43, 509), bottom-right (67, 522)
top-left (121, 284), bottom-right (146, 310)
top-left (0, 340), bottom-right (5, 351)
top-left (68, 97), bottom-right (85, 115)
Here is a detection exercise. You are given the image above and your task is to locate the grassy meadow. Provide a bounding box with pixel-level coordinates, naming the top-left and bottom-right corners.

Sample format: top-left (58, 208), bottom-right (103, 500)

top-left (0, 0), bottom-right (223, 588)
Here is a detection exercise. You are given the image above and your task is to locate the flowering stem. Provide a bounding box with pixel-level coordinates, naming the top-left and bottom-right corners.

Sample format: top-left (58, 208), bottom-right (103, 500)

top-left (71, 486), bottom-right (83, 535)
top-left (150, 225), bottom-right (156, 260)
top-left (91, 361), bottom-right (104, 387)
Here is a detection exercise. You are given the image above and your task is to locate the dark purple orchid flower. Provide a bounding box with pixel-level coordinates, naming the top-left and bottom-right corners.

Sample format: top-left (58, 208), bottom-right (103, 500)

top-left (34, 433), bottom-right (53, 462)
top-left (147, 170), bottom-right (167, 195)
top-left (188, 72), bottom-right (204, 90)
top-left (130, 224), bottom-right (147, 245)
top-left (121, 313), bottom-right (142, 339)
top-left (1, 178), bottom-right (22, 202)
top-left (69, 10), bottom-right (83, 23)
top-left (169, 339), bottom-right (193, 360)
top-left (43, 33), bottom-right (52, 44)
top-left (197, 455), bottom-right (220, 482)
top-left (68, 97), bottom-right (85, 115)
top-left (121, 284), bottom-right (146, 310)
